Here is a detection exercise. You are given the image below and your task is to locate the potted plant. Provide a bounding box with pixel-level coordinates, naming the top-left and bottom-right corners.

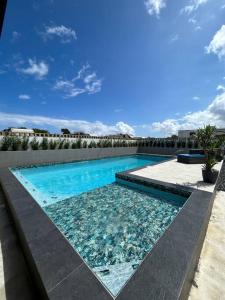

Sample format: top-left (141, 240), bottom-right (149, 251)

top-left (202, 157), bottom-right (218, 183)
top-left (196, 125), bottom-right (219, 184)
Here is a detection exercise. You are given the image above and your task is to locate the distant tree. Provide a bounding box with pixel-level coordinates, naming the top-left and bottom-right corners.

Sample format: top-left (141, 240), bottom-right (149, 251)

top-left (3, 127), bottom-right (12, 132)
top-left (61, 128), bottom-right (71, 135)
top-left (33, 128), bottom-right (49, 134)
top-left (74, 131), bottom-right (90, 136)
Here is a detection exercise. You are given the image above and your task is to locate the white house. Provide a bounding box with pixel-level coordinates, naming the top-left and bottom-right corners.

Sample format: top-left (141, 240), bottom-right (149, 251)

top-left (9, 128), bottom-right (34, 136)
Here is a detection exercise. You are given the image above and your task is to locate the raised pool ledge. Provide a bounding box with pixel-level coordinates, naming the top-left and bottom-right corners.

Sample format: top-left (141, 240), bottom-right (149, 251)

top-left (0, 167), bottom-right (214, 300)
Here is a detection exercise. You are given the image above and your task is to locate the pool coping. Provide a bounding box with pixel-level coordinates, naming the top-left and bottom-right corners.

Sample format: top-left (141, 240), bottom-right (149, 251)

top-left (0, 164), bottom-right (214, 300)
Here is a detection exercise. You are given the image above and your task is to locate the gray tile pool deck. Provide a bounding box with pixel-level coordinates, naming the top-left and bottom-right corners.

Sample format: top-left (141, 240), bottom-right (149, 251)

top-left (0, 161), bottom-right (214, 300)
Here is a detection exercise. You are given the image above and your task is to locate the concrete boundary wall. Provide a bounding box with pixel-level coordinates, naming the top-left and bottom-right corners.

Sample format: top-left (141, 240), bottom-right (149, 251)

top-left (0, 147), bottom-right (139, 168)
top-left (0, 147), bottom-right (186, 168)
top-left (138, 146), bottom-right (188, 156)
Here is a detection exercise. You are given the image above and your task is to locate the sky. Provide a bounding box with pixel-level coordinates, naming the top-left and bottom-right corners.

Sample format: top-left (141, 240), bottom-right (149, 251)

top-left (1, 0), bottom-right (225, 137)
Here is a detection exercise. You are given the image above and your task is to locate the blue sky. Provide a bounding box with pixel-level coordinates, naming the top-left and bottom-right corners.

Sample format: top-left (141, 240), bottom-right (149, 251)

top-left (1, 0), bottom-right (225, 136)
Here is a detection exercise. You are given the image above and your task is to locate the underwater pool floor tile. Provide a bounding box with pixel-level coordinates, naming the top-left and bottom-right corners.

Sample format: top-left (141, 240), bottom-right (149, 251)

top-left (44, 183), bottom-right (186, 296)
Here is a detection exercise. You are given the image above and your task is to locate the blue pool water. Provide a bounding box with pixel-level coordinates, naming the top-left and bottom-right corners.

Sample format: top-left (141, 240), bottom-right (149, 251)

top-left (11, 154), bottom-right (187, 296)
top-left (44, 182), bottom-right (187, 296)
top-left (12, 154), bottom-right (168, 207)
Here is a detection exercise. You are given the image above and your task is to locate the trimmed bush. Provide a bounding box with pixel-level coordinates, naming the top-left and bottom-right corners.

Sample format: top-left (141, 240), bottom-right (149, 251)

top-left (71, 142), bottom-right (77, 149)
top-left (188, 140), bottom-right (193, 148)
top-left (76, 139), bottom-right (81, 149)
top-left (30, 138), bottom-right (39, 150)
top-left (58, 139), bottom-right (65, 149)
top-left (82, 141), bottom-right (87, 148)
top-left (194, 140), bottom-right (199, 148)
top-left (11, 137), bottom-right (21, 151)
top-left (177, 141), bottom-right (181, 148)
top-left (181, 141), bottom-right (186, 148)
top-left (49, 140), bottom-right (58, 150)
top-left (41, 138), bottom-right (49, 150)
top-left (64, 141), bottom-right (70, 149)
top-left (1, 136), bottom-right (12, 151)
top-left (88, 141), bottom-right (97, 148)
top-left (22, 137), bottom-right (29, 150)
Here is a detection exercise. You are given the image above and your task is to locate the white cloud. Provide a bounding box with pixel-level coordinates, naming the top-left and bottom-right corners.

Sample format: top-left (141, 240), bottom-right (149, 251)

top-left (20, 59), bottom-right (49, 80)
top-left (181, 0), bottom-right (208, 15)
top-left (18, 94), bottom-right (31, 100)
top-left (188, 17), bottom-right (202, 31)
top-left (144, 0), bottom-right (166, 17)
top-left (217, 85), bottom-right (225, 92)
top-left (192, 96), bottom-right (200, 100)
top-left (205, 25), bottom-right (225, 59)
top-left (170, 34), bottom-right (179, 43)
top-left (11, 31), bottom-right (21, 42)
top-left (54, 64), bottom-right (102, 98)
top-left (150, 91), bottom-right (225, 136)
top-left (0, 112), bottom-right (135, 136)
top-left (43, 25), bottom-right (77, 43)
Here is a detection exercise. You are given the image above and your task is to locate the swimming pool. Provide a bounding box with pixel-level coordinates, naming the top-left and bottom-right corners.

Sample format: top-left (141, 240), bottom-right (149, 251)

top-left (11, 154), bottom-right (187, 297)
top-left (12, 154), bottom-right (168, 207)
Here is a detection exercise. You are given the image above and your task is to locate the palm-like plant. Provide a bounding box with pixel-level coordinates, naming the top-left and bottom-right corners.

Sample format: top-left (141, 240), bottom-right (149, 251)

top-left (196, 125), bottom-right (216, 153)
top-left (196, 125), bottom-right (218, 183)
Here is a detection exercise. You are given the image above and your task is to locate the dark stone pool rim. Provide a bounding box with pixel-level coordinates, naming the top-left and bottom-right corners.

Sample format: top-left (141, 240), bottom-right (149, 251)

top-left (0, 166), bottom-right (214, 300)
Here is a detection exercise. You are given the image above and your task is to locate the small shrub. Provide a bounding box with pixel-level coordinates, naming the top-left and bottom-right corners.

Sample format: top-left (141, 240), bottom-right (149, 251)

top-left (76, 139), bottom-right (81, 149)
top-left (11, 137), bottom-right (21, 151)
top-left (177, 141), bottom-right (181, 148)
top-left (21, 137), bottom-right (29, 150)
top-left (49, 140), bottom-right (58, 150)
top-left (72, 142), bottom-right (77, 149)
top-left (1, 136), bottom-right (12, 151)
top-left (171, 141), bottom-right (175, 148)
top-left (88, 141), bottom-right (97, 148)
top-left (181, 141), bottom-right (186, 148)
top-left (165, 141), bottom-right (170, 147)
top-left (64, 141), bottom-right (70, 149)
top-left (97, 140), bottom-right (102, 148)
top-left (71, 139), bottom-right (81, 149)
top-left (122, 140), bottom-right (126, 147)
top-left (30, 138), bottom-right (39, 150)
top-left (58, 139), bottom-right (65, 149)
top-left (82, 141), bottom-right (87, 148)
top-left (194, 140), bottom-right (199, 148)
top-left (41, 138), bottom-right (49, 150)
top-left (188, 140), bottom-right (193, 148)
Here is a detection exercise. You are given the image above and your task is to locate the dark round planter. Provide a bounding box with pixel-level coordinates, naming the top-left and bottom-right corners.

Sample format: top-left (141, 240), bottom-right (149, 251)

top-left (202, 169), bottom-right (219, 184)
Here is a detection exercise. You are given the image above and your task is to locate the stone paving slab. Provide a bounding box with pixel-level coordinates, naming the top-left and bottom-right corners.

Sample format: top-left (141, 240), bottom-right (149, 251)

top-left (131, 159), bottom-right (222, 192)
top-left (188, 191), bottom-right (225, 300)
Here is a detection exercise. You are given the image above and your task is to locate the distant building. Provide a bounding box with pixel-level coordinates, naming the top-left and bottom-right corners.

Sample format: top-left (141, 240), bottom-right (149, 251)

top-left (73, 132), bottom-right (91, 137)
top-left (178, 129), bottom-right (225, 138)
top-left (106, 134), bottom-right (132, 139)
top-left (8, 128), bottom-right (34, 135)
